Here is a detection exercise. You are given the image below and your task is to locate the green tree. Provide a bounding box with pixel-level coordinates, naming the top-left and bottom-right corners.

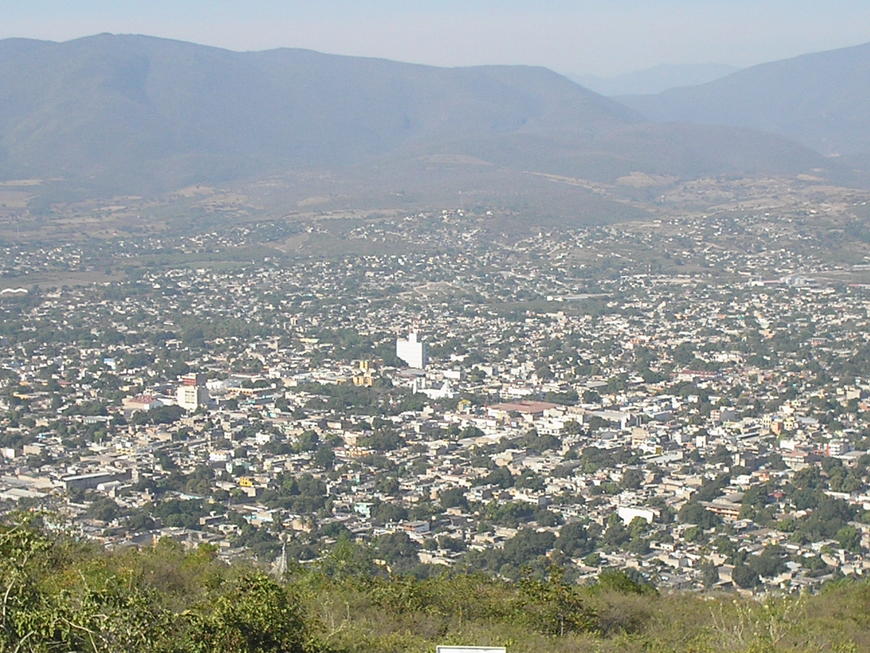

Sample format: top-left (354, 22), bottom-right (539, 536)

top-left (621, 468), bottom-right (644, 490)
top-left (701, 560), bottom-right (720, 588)
top-left (594, 569), bottom-right (656, 595)
top-left (182, 573), bottom-right (313, 652)
top-left (517, 567), bottom-right (597, 636)
top-left (732, 564), bottom-right (760, 589)
top-left (313, 445), bottom-right (335, 470)
top-left (836, 525), bottom-right (861, 553)
top-left (86, 497), bottom-right (121, 522)
top-left (555, 521), bottom-right (592, 557)
top-left (439, 487), bottom-right (468, 510)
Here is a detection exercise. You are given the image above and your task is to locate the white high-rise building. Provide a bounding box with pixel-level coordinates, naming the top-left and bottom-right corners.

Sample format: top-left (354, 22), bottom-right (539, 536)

top-left (396, 331), bottom-right (428, 369)
top-left (177, 372), bottom-right (210, 411)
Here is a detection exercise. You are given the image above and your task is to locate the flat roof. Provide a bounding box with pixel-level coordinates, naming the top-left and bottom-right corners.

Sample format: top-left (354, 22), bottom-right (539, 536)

top-left (488, 400), bottom-right (558, 414)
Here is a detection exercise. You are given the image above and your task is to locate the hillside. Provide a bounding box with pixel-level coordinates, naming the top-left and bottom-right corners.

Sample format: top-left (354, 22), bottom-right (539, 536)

top-left (620, 41), bottom-right (870, 157)
top-left (0, 34), bottom-right (832, 205)
top-left (0, 517), bottom-right (866, 652)
top-left (572, 62), bottom-right (738, 96)
top-left (0, 34), bottom-right (632, 189)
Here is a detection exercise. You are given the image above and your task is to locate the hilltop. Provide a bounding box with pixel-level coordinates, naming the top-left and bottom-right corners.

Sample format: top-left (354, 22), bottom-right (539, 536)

top-left (0, 517), bottom-right (866, 652)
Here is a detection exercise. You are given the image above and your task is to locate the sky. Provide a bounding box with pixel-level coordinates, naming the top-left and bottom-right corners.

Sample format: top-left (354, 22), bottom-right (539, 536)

top-left (1, 0), bottom-right (869, 76)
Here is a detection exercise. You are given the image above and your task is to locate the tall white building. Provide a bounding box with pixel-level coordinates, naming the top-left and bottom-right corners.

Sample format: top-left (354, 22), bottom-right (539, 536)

top-left (396, 331), bottom-right (428, 369)
top-left (177, 372), bottom-right (210, 411)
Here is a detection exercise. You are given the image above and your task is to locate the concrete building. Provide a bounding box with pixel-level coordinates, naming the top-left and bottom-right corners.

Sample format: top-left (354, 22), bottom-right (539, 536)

top-left (617, 505), bottom-right (658, 525)
top-left (177, 372), bottom-right (210, 411)
top-left (62, 471), bottom-right (130, 492)
top-left (396, 331), bottom-right (428, 369)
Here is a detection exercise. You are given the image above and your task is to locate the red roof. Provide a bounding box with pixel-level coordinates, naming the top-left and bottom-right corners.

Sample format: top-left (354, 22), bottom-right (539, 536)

top-left (126, 394), bottom-right (157, 405)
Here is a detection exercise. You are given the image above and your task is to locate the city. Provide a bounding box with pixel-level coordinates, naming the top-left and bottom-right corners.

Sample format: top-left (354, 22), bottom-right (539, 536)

top-left (2, 6), bottom-right (870, 650)
top-left (1, 202), bottom-right (867, 596)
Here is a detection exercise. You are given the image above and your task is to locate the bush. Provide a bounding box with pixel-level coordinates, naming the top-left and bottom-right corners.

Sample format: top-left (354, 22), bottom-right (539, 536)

top-left (181, 574), bottom-right (313, 652)
top-left (0, 517), bottom-right (866, 653)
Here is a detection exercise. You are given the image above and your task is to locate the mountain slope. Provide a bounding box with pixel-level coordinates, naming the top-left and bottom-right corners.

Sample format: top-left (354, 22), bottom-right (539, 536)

top-left (0, 34), bottom-right (832, 199)
top-left (620, 41), bottom-right (870, 156)
top-left (0, 34), bottom-right (633, 187)
top-left (572, 63), bottom-right (738, 96)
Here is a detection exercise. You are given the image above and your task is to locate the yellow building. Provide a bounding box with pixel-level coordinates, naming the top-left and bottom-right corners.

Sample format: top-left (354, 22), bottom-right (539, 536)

top-left (353, 374), bottom-right (374, 387)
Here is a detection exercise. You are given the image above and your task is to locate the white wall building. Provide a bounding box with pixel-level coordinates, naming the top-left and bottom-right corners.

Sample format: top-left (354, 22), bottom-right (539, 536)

top-left (177, 372), bottom-right (210, 411)
top-left (617, 505), bottom-right (658, 525)
top-left (396, 331), bottom-right (428, 369)
top-left (177, 384), bottom-right (209, 411)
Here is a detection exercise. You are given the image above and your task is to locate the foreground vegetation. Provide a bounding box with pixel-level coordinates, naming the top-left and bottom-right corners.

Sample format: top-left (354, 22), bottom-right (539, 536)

top-left (0, 516), bottom-right (866, 652)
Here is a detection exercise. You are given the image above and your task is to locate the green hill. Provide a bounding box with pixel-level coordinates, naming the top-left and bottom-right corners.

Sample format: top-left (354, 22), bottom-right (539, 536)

top-left (0, 516), bottom-right (866, 653)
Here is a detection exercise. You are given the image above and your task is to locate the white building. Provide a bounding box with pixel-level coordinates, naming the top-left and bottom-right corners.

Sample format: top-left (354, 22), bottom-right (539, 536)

top-left (617, 505), bottom-right (658, 525)
top-left (177, 372), bottom-right (210, 411)
top-left (413, 378), bottom-right (454, 400)
top-left (396, 331), bottom-right (428, 369)
top-left (177, 384), bottom-right (209, 411)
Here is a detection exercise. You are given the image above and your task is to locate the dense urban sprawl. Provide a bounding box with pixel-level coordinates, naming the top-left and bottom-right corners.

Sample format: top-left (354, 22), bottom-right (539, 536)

top-left (0, 206), bottom-right (868, 595)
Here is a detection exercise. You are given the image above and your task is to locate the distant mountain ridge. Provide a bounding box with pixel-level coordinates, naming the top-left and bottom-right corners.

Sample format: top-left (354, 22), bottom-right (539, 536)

top-left (0, 34), bottom-right (839, 201)
top-left (620, 41), bottom-right (870, 157)
top-left (572, 63), bottom-right (738, 96)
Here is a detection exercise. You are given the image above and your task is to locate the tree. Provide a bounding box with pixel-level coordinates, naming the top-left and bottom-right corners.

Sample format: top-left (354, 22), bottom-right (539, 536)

top-left (732, 564), bottom-right (760, 589)
top-left (502, 529), bottom-right (556, 567)
top-left (370, 501), bottom-right (408, 526)
top-left (749, 546), bottom-right (788, 578)
top-left (484, 501), bottom-right (534, 527)
top-left (127, 510), bottom-right (156, 531)
top-left (534, 509), bottom-right (562, 527)
top-left (627, 537), bottom-right (650, 554)
top-left (518, 567), bottom-right (597, 636)
top-left (694, 474), bottom-right (729, 502)
top-left (683, 526), bottom-right (703, 543)
top-left (562, 420), bottom-right (583, 435)
top-left (295, 429), bottom-right (319, 452)
top-left (86, 497), bottom-right (121, 522)
top-left (709, 444), bottom-right (732, 465)
top-left (678, 502), bottom-right (721, 529)
top-left (375, 532), bottom-right (419, 571)
top-left (436, 535), bottom-right (467, 553)
top-left (601, 514), bottom-right (629, 548)
top-left (133, 405), bottom-right (184, 425)
top-left (701, 561), bottom-right (720, 588)
top-left (313, 445), bottom-right (335, 469)
top-left (375, 475), bottom-right (400, 496)
top-left (836, 526), bottom-right (861, 553)
top-left (594, 569), bottom-right (656, 595)
top-left (439, 487), bottom-right (468, 510)
top-left (361, 429), bottom-right (404, 452)
top-left (556, 521), bottom-right (592, 557)
top-left (621, 468), bottom-right (644, 490)
top-left (183, 573), bottom-right (312, 652)
top-left (534, 363), bottom-right (554, 380)
top-left (318, 535), bottom-right (377, 578)
top-left (478, 466), bottom-right (514, 488)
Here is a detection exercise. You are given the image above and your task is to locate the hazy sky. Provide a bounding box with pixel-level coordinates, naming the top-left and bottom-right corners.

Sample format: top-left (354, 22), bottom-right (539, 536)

top-left (2, 0), bottom-right (869, 75)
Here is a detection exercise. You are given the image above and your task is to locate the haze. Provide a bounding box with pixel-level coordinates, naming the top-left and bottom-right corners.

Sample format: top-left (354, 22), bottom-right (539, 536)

top-left (3, 0), bottom-right (869, 76)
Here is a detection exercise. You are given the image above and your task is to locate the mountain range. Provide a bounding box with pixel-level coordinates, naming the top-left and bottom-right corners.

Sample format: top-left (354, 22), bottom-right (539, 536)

top-left (0, 34), bottom-right (867, 208)
top-left (571, 63), bottom-right (739, 96)
top-left (620, 41), bottom-right (870, 159)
